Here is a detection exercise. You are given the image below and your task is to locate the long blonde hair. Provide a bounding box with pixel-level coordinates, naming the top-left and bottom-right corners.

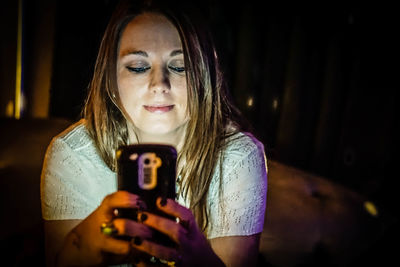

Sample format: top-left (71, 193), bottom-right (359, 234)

top-left (84, 0), bottom-right (249, 233)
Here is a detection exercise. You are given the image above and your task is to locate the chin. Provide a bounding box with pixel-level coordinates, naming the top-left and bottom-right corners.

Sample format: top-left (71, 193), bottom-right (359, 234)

top-left (142, 124), bottom-right (179, 135)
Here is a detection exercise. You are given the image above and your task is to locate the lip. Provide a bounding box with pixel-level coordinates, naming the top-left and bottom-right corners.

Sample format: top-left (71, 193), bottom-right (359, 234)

top-left (144, 104), bottom-right (174, 114)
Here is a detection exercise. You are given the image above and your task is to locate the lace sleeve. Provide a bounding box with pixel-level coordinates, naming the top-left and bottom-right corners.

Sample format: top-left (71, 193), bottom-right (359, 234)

top-left (207, 136), bottom-right (268, 239)
top-left (40, 137), bottom-right (97, 220)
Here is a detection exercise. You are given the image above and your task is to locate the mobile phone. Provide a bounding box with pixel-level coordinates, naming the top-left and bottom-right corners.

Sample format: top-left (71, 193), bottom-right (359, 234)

top-left (116, 144), bottom-right (177, 245)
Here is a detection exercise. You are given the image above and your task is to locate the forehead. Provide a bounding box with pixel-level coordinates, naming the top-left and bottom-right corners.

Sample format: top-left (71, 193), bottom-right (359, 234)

top-left (119, 12), bottom-right (182, 55)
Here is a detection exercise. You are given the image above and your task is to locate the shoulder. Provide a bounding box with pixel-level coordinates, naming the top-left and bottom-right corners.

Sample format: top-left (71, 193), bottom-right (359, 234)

top-left (47, 119), bottom-right (96, 158)
top-left (223, 132), bottom-right (266, 165)
top-left (206, 132), bottom-right (268, 238)
top-left (211, 131), bottom-right (267, 190)
top-left (53, 119), bottom-right (92, 151)
top-left (44, 119), bottom-right (108, 170)
top-left (41, 120), bottom-right (115, 220)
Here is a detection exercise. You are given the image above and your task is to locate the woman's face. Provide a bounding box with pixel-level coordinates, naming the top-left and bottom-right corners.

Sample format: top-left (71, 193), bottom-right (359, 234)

top-left (117, 12), bottom-right (188, 141)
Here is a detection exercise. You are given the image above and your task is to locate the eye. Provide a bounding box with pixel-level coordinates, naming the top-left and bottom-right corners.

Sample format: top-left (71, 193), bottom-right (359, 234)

top-left (168, 59), bottom-right (185, 73)
top-left (168, 65), bottom-right (185, 73)
top-left (126, 66), bottom-right (151, 73)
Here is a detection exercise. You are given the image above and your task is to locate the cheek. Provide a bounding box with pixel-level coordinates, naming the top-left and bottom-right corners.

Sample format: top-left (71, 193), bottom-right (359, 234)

top-left (118, 72), bottom-right (147, 101)
top-left (117, 73), bottom-right (133, 98)
top-left (118, 85), bottom-right (132, 112)
top-left (117, 77), bottom-right (142, 117)
top-left (180, 83), bottom-right (189, 115)
top-left (172, 77), bottom-right (188, 104)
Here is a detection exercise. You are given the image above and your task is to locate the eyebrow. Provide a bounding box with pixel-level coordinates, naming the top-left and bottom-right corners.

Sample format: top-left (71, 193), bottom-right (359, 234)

top-left (122, 50), bottom-right (148, 57)
top-left (121, 49), bottom-right (183, 57)
top-left (170, 49), bottom-right (183, 57)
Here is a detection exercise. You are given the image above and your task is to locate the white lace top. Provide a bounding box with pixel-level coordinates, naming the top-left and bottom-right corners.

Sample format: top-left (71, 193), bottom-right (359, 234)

top-left (40, 119), bottom-right (268, 239)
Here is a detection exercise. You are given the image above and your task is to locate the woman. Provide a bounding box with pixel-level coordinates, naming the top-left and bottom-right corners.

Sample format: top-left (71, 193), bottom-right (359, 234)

top-left (41, 0), bottom-right (267, 266)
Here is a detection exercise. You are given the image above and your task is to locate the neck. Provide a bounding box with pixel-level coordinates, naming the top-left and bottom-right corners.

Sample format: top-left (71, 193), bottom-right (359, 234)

top-left (128, 124), bottom-right (186, 153)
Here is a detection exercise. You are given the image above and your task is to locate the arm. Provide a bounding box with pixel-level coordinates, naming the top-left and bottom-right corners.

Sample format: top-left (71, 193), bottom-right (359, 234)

top-left (207, 135), bottom-right (267, 266)
top-left (45, 192), bottom-right (153, 267)
top-left (210, 234), bottom-right (261, 267)
top-left (41, 137), bottom-right (152, 266)
top-left (44, 220), bottom-right (82, 267)
top-left (131, 198), bottom-right (260, 267)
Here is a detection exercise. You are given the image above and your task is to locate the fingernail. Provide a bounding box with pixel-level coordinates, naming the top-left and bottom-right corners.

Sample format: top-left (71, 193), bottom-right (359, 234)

top-left (137, 200), bottom-right (147, 211)
top-left (160, 198), bottom-right (167, 207)
top-left (113, 208), bottom-right (119, 217)
top-left (139, 213), bottom-right (147, 222)
top-left (132, 236), bottom-right (142, 246)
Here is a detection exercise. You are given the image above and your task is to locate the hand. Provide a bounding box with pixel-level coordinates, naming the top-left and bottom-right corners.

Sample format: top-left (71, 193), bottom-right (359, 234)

top-left (131, 197), bottom-right (225, 266)
top-left (57, 191), bottom-right (153, 266)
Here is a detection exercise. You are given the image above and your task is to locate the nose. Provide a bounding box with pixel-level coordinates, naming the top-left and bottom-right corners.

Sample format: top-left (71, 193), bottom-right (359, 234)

top-left (149, 67), bottom-right (171, 94)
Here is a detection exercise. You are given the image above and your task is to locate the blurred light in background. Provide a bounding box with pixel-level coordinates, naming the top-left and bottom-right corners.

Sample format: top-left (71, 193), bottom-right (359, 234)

top-left (247, 96), bottom-right (254, 107)
top-left (272, 97), bottom-right (279, 111)
top-left (14, 0), bottom-right (23, 119)
top-left (364, 201), bottom-right (379, 217)
top-left (6, 101), bottom-right (14, 117)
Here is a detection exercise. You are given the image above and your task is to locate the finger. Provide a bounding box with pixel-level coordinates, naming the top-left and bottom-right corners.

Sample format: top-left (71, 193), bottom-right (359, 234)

top-left (138, 211), bottom-right (188, 244)
top-left (102, 237), bottom-right (131, 256)
top-left (102, 191), bottom-right (140, 214)
top-left (130, 236), bottom-right (180, 263)
top-left (156, 197), bottom-right (193, 223)
top-left (113, 218), bottom-right (154, 239)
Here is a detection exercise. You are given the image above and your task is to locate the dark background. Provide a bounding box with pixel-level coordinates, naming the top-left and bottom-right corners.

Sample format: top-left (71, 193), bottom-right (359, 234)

top-left (1, 0), bottom-right (398, 264)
